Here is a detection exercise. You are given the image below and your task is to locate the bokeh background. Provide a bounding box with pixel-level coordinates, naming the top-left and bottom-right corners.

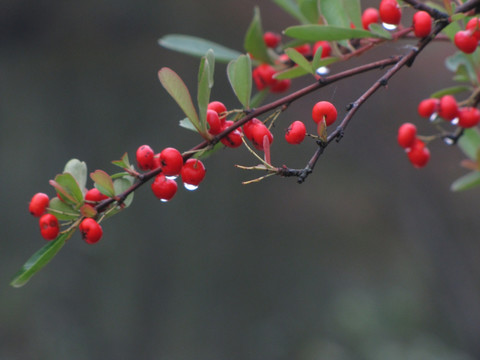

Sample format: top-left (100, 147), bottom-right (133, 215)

top-left (2, 0), bottom-right (480, 359)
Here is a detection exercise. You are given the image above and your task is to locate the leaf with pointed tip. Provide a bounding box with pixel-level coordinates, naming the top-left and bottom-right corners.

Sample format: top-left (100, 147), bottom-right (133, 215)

top-left (112, 152), bottom-right (132, 170)
top-left (48, 197), bottom-right (80, 220)
top-left (275, 65), bottom-right (310, 80)
top-left (285, 25), bottom-right (377, 42)
top-left (271, 0), bottom-right (309, 24)
top-left (285, 48), bottom-right (314, 74)
top-left (458, 128), bottom-right (480, 160)
top-left (114, 177), bottom-right (135, 208)
top-left (63, 159), bottom-right (87, 191)
top-left (368, 23), bottom-right (392, 40)
top-left (158, 67), bottom-right (201, 132)
top-left (227, 54), bottom-right (253, 109)
top-left (80, 204), bottom-right (97, 218)
top-left (430, 86), bottom-right (471, 98)
top-left (158, 34), bottom-right (242, 63)
top-left (10, 229), bottom-right (75, 288)
top-left (90, 170), bottom-right (115, 198)
top-left (244, 7), bottom-right (272, 64)
top-left (197, 50), bottom-right (215, 135)
top-left (50, 173), bottom-right (84, 206)
top-left (179, 117), bottom-right (199, 132)
top-left (451, 171), bottom-right (480, 191)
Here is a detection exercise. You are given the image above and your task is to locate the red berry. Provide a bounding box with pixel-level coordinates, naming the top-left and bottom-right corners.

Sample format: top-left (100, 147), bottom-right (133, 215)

top-left (207, 101), bottom-right (227, 117)
top-left (29, 192), bottom-right (50, 217)
top-left (362, 8), bottom-right (380, 29)
top-left (136, 145), bottom-right (154, 171)
top-left (454, 30), bottom-right (478, 54)
top-left (181, 159), bottom-right (206, 188)
top-left (159, 147), bottom-right (183, 176)
top-left (79, 218), bottom-right (103, 244)
top-left (270, 78), bottom-right (291, 93)
top-left (438, 95), bottom-right (459, 121)
top-left (379, 0), bottom-right (402, 25)
top-left (466, 18), bottom-right (480, 41)
top-left (312, 101), bottom-right (338, 126)
top-left (285, 121), bottom-right (307, 145)
top-left (407, 139), bottom-right (430, 168)
top-left (263, 31), bottom-right (281, 48)
top-left (252, 64), bottom-right (276, 91)
top-left (458, 107), bottom-right (480, 128)
top-left (312, 41), bottom-right (332, 58)
top-left (397, 122), bottom-right (417, 148)
top-left (85, 188), bottom-right (109, 203)
top-left (243, 118), bottom-right (263, 140)
top-left (251, 123), bottom-right (274, 151)
top-left (39, 213), bottom-right (59, 241)
top-left (413, 11), bottom-right (432, 38)
top-left (206, 110), bottom-right (223, 135)
top-left (220, 121), bottom-right (243, 148)
top-left (294, 44), bottom-right (311, 56)
top-left (417, 98), bottom-right (439, 118)
top-left (151, 173), bottom-right (178, 202)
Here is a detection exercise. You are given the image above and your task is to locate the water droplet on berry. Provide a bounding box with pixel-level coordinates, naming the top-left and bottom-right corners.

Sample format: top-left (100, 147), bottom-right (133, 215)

top-left (316, 66), bottom-right (330, 76)
top-left (184, 183), bottom-right (198, 191)
top-left (166, 175), bottom-right (178, 180)
top-left (382, 23), bottom-right (397, 30)
top-left (160, 198), bottom-right (169, 203)
top-left (451, 117), bottom-right (459, 125)
top-left (429, 112), bottom-right (438, 122)
top-left (443, 137), bottom-right (455, 145)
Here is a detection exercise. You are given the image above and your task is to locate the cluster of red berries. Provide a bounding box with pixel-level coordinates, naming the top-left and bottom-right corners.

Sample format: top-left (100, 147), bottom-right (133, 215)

top-left (397, 123), bottom-right (430, 168)
top-left (418, 95), bottom-right (480, 128)
top-left (454, 18), bottom-right (480, 54)
top-left (29, 192), bottom-right (103, 244)
top-left (136, 143), bottom-right (206, 201)
top-left (206, 101), bottom-right (243, 148)
top-left (361, 1), bottom-right (432, 38)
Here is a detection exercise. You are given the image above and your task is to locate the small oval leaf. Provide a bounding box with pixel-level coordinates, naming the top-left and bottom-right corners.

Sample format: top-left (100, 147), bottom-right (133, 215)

top-left (284, 25), bottom-right (377, 42)
top-left (90, 170), bottom-right (115, 197)
top-left (227, 54), bottom-right (253, 109)
top-left (451, 171), bottom-right (480, 191)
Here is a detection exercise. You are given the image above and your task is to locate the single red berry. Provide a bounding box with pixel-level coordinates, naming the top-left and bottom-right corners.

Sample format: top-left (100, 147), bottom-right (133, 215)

top-left (466, 18), bottom-right (480, 41)
top-left (151, 173), bottom-right (178, 202)
top-left (362, 8), bottom-right (380, 29)
top-left (181, 159), bottom-right (206, 189)
top-left (379, 0), bottom-right (402, 25)
top-left (312, 41), bottom-right (332, 58)
top-left (159, 147), bottom-right (183, 176)
top-left (29, 192), bottom-right (50, 217)
top-left (206, 110), bottom-right (223, 135)
top-left (397, 123), bottom-right (417, 148)
top-left (294, 44), bottom-right (311, 56)
top-left (270, 78), bottom-right (291, 93)
top-left (417, 98), bottom-right (439, 118)
top-left (458, 107), bottom-right (480, 128)
top-left (438, 95), bottom-right (459, 121)
top-left (243, 118), bottom-right (263, 140)
top-left (39, 213), bottom-right (59, 241)
top-left (220, 121), bottom-right (243, 148)
top-left (263, 31), bottom-right (281, 48)
top-left (251, 123), bottom-right (274, 151)
top-left (407, 139), bottom-right (430, 168)
top-left (454, 30), bottom-right (478, 54)
top-left (285, 121), bottom-right (307, 145)
top-left (79, 218), bottom-right (103, 244)
top-left (413, 11), bottom-right (432, 38)
top-left (85, 188), bottom-right (109, 203)
top-left (252, 64), bottom-right (276, 91)
top-left (312, 101), bottom-right (338, 126)
top-left (207, 101), bottom-right (227, 117)
top-left (136, 145), bottom-right (154, 171)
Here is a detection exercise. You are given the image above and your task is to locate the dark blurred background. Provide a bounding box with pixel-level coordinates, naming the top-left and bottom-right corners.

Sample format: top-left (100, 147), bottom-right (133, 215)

top-left (2, 0), bottom-right (480, 359)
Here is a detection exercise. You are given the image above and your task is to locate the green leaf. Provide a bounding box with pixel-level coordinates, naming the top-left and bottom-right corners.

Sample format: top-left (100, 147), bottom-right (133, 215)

top-left (250, 88), bottom-right (269, 108)
top-left (275, 65), bottom-right (311, 80)
top-left (430, 85), bottom-right (471, 98)
top-left (343, 0), bottom-right (362, 29)
top-left (442, 21), bottom-right (462, 41)
top-left (244, 7), bottom-right (272, 64)
top-left (10, 229), bottom-right (75, 288)
top-left (271, 0), bottom-right (309, 24)
top-left (445, 52), bottom-right (478, 85)
top-left (197, 50), bottom-right (215, 135)
top-left (284, 24), bottom-right (377, 42)
top-left (63, 159), bottom-right (87, 191)
top-left (285, 48), bottom-right (314, 74)
top-left (298, 0), bottom-right (319, 24)
top-left (112, 152), bottom-right (131, 170)
top-left (80, 204), bottom-right (97, 218)
top-left (451, 171), bottom-right (480, 191)
top-left (114, 177), bottom-right (134, 208)
top-left (227, 54), bottom-right (253, 108)
top-left (90, 170), bottom-right (115, 197)
top-left (319, 0), bottom-right (350, 28)
top-left (368, 23), bottom-right (392, 40)
top-left (158, 67), bottom-right (201, 132)
top-left (179, 117), bottom-right (199, 132)
top-left (48, 197), bottom-right (80, 220)
top-left (158, 34), bottom-right (242, 63)
top-left (50, 173), bottom-right (84, 206)
top-left (458, 128), bottom-right (480, 160)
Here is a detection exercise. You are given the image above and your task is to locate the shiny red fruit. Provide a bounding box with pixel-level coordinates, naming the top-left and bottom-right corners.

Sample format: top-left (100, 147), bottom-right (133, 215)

top-left (220, 121), bottom-right (243, 148)
top-left (417, 98), bottom-right (439, 118)
top-left (29, 192), bottom-right (50, 217)
top-left (79, 218), bottom-right (103, 244)
top-left (39, 213), bottom-right (59, 241)
top-left (407, 139), bottom-right (430, 168)
top-left (181, 159), bottom-right (206, 187)
top-left (263, 31), bottom-right (281, 48)
top-left (466, 18), bottom-right (480, 41)
top-left (413, 11), bottom-right (432, 38)
top-left (136, 145), bottom-right (155, 171)
top-left (458, 107), bottom-right (480, 128)
top-left (285, 121), bottom-right (307, 145)
top-left (362, 8), bottom-right (380, 29)
top-left (438, 95), bottom-right (458, 121)
top-left (207, 101), bottom-right (227, 117)
top-left (397, 123), bottom-right (417, 148)
top-left (251, 123), bottom-right (274, 151)
top-left (312, 41), bottom-right (332, 58)
top-left (85, 188), bottom-right (109, 203)
top-left (312, 101), bottom-right (338, 126)
top-left (151, 174), bottom-right (178, 202)
top-left (379, 0), bottom-right (402, 25)
top-left (454, 30), bottom-right (478, 54)
top-left (159, 147), bottom-right (183, 176)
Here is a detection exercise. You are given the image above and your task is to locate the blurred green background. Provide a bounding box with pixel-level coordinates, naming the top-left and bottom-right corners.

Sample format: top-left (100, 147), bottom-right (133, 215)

top-left (2, 0), bottom-right (480, 359)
